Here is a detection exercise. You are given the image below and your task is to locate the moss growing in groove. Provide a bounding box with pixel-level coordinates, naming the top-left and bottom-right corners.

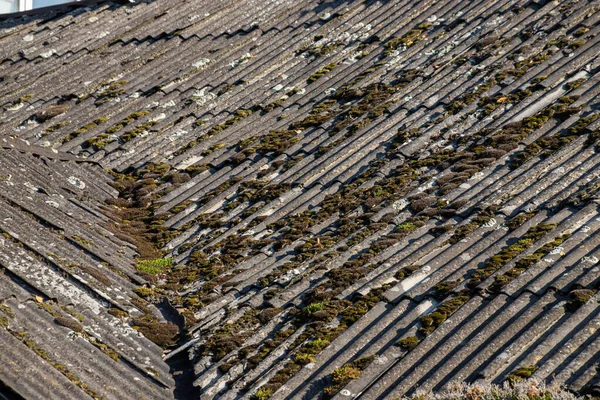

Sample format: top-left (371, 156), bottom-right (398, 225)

top-left (418, 293), bottom-right (470, 336)
top-left (42, 121), bottom-right (70, 137)
top-left (396, 335), bottom-right (419, 350)
top-left (488, 234), bottom-right (570, 294)
top-left (506, 212), bottom-right (536, 230)
top-left (467, 223), bottom-right (557, 288)
top-left (446, 206), bottom-right (498, 245)
top-left (54, 316), bottom-right (84, 333)
top-left (307, 62), bottom-right (337, 83)
top-left (0, 303), bottom-right (14, 318)
top-left (94, 79), bottom-right (127, 105)
top-left (132, 315), bottom-right (179, 348)
top-left (565, 289), bottom-right (596, 312)
top-left (253, 388), bottom-right (273, 400)
top-left (323, 355), bottom-right (376, 397)
top-left (383, 22), bottom-right (431, 56)
top-left (507, 365), bottom-right (537, 382)
top-left (13, 331), bottom-right (103, 399)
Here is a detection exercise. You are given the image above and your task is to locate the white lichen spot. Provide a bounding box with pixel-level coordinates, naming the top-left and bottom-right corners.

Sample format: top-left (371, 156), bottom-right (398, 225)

top-left (191, 87), bottom-right (216, 106)
top-left (550, 246), bottom-right (564, 255)
top-left (6, 102), bottom-right (24, 111)
top-left (40, 49), bottom-right (57, 58)
top-left (392, 198), bottom-right (409, 211)
top-left (582, 256), bottom-right (599, 264)
top-left (161, 100), bottom-right (176, 108)
top-left (88, 16), bottom-right (99, 22)
top-left (169, 129), bottom-right (187, 142)
top-left (340, 389), bottom-right (352, 396)
top-left (427, 15), bottom-right (438, 22)
top-left (45, 200), bottom-right (60, 208)
top-left (318, 12), bottom-right (331, 20)
top-left (324, 87), bottom-right (336, 96)
top-left (96, 31), bottom-right (109, 39)
top-left (581, 225), bottom-right (591, 233)
top-left (23, 34), bottom-right (34, 42)
top-left (469, 171), bottom-right (485, 180)
top-left (482, 218), bottom-right (496, 228)
top-left (230, 53), bottom-right (253, 69)
top-left (374, 356), bottom-right (388, 365)
top-left (23, 182), bottom-right (38, 193)
top-left (192, 58), bottom-right (210, 68)
top-left (67, 176), bottom-right (86, 190)
top-left (272, 84), bottom-right (284, 91)
top-left (150, 113), bottom-right (166, 122)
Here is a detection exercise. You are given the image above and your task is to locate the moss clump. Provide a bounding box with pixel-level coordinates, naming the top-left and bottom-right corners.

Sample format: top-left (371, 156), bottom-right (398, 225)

top-left (42, 121), bottom-right (70, 137)
top-left (324, 356), bottom-right (375, 397)
top-left (447, 206), bottom-right (497, 245)
top-left (507, 365), bottom-right (537, 382)
top-left (468, 223), bottom-right (557, 288)
top-left (94, 79), bottom-right (127, 105)
top-left (506, 212), bottom-right (536, 230)
top-left (78, 265), bottom-right (112, 287)
top-left (0, 303), bottom-right (14, 318)
top-left (308, 63), bottom-right (337, 83)
top-left (383, 23), bottom-right (430, 56)
top-left (294, 352), bottom-right (316, 365)
top-left (560, 177), bottom-right (600, 208)
top-left (253, 388), bottom-right (273, 400)
top-left (433, 280), bottom-right (460, 300)
top-left (207, 109), bottom-right (253, 137)
top-left (62, 117), bottom-right (108, 143)
top-left (136, 258), bottom-right (173, 274)
top-left (54, 316), bottom-right (84, 333)
top-left (418, 294), bottom-right (470, 336)
top-left (108, 308), bottom-right (128, 320)
top-left (305, 41), bottom-right (342, 57)
top-left (488, 234), bottom-right (570, 294)
top-left (565, 289), bottom-right (596, 312)
top-left (394, 264), bottom-right (421, 281)
top-left (132, 315), bottom-right (179, 348)
top-left (134, 286), bottom-right (156, 298)
top-left (396, 335), bottom-right (419, 350)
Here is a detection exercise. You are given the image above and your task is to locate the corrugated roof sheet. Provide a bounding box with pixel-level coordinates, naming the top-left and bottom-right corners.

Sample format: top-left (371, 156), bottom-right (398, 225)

top-left (1, 0), bottom-right (600, 398)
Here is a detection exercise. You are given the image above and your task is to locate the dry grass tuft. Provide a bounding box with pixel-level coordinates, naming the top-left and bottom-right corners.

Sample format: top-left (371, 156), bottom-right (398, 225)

top-left (402, 380), bottom-right (583, 400)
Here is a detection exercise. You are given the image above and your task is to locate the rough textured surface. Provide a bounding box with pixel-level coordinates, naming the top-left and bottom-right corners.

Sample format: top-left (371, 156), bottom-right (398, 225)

top-left (1, 0), bottom-right (600, 399)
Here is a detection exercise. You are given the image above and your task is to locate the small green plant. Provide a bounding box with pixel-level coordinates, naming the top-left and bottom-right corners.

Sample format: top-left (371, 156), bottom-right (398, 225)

top-left (136, 258), bottom-right (173, 274)
top-left (304, 302), bottom-right (326, 314)
top-left (253, 387), bottom-right (273, 400)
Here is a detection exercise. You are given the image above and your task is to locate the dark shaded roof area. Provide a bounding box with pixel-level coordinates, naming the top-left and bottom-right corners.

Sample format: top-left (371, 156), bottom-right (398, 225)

top-left (1, 0), bottom-right (600, 399)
